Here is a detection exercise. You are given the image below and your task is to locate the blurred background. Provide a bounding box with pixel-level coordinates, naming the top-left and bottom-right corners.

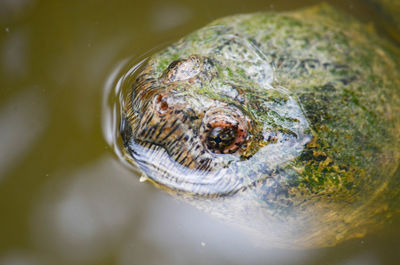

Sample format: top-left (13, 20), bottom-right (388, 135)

top-left (0, 0), bottom-right (399, 264)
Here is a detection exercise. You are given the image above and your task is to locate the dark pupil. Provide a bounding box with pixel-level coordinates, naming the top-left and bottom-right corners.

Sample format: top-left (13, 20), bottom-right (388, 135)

top-left (206, 126), bottom-right (236, 152)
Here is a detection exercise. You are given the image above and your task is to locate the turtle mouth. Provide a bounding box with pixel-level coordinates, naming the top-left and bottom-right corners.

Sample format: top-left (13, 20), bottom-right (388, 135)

top-left (122, 134), bottom-right (245, 196)
top-left (123, 94), bottom-right (216, 172)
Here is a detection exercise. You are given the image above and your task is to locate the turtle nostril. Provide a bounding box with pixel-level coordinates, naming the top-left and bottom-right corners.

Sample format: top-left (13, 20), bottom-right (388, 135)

top-left (160, 101), bottom-right (169, 111)
top-left (154, 94), bottom-right (170, 113)
top-left (155, 94), bottom-right (162, 103)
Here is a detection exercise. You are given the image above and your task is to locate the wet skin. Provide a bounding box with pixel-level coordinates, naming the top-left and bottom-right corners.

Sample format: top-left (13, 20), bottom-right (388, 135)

top-left (120, 4), bottom-right (400, 248)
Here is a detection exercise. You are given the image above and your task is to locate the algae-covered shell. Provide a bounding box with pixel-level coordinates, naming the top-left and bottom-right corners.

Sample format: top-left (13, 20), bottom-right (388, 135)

top-left (119, 4), bottom-right (400, 248)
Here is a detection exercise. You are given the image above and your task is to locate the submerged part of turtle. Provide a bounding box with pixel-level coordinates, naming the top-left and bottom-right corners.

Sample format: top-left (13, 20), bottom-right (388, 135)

top-left (119, 4), bottom-right (400, 248)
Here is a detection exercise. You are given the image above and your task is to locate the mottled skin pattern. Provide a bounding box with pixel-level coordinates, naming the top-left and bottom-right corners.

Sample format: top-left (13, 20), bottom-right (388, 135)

top-left (120, 4), bottom-right (400, 248)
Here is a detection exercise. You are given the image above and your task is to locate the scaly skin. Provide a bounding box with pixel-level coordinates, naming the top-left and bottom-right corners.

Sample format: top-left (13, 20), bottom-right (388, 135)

top-left (120, 4), bottom-right (400, 248)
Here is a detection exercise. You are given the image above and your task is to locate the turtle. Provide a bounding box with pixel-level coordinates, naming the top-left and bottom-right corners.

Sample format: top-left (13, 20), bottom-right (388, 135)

top-left (118, 4), bottom-right (400, 248)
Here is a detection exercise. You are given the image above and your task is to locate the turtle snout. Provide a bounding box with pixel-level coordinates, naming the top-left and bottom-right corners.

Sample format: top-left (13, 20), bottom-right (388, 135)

top-left (136, 92), bottom-right (189, 140)
top-left (133, 91), bottom-right (208, 169)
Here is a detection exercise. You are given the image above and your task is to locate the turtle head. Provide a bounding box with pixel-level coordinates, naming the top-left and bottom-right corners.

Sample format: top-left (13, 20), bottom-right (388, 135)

top-left (125, 55), bottom-right (250, 169)
top-left (121, 28), bottom-right (311, 196)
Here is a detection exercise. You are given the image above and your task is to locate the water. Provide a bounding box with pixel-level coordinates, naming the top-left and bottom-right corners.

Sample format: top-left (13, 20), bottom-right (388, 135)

top-left (0, 0), bottom-right (399, 264)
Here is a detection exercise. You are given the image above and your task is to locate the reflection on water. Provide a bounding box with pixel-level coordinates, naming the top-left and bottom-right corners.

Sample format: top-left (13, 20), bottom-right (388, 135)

top-left (342, 253), bottom-right (380, 265)
top-left (150, 2), bottom-right (193, 32)
top-left (0, 0), bottom-right (399, 264)
top-left (31, 156), bottom-right (147, 264)
top-left (0, 0), bottom-right (34, 22)
top-left (0, 251), bottom-right (42, 265)
top-left (0, 89), bottom-right (47, 181)
top-left (102, 56), bottom-right (148, 170)
top-left (1, 29), bottom-right (29, 79)
top-left (124, 192), bottom-right (308, 265)
top-left (30, 155), bottom-right (311, 265)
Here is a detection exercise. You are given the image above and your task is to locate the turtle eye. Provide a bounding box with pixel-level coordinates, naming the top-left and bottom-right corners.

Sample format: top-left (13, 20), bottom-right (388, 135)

top-left (201, 107), bottom-right (248, 154)
top-left (206, 124), bottom-right (237, 153)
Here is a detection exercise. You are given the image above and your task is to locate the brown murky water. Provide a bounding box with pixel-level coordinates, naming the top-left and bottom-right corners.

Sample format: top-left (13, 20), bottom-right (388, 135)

top-left (0, 0), bottom-right (399, 264)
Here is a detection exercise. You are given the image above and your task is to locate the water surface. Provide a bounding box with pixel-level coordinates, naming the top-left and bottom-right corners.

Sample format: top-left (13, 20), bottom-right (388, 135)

top-left (0, 0), bottom-right (399, 264)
